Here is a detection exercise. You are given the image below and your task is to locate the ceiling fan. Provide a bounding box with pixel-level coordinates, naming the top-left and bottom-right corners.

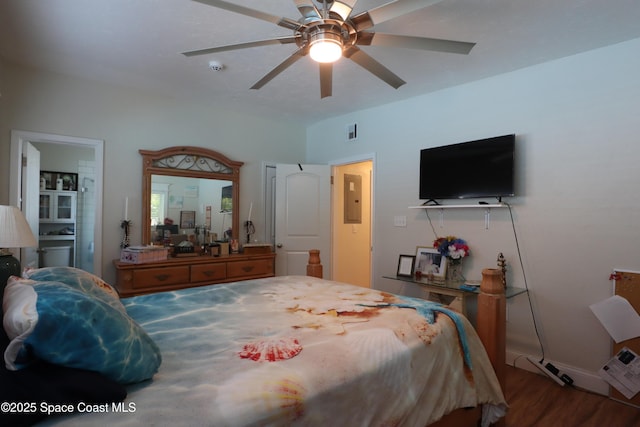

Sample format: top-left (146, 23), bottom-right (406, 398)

top-left (182, 0), bottom-right (475, 98)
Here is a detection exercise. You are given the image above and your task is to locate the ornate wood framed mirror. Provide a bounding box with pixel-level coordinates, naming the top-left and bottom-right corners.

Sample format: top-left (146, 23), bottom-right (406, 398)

top-left (140, 146), bottom-right (243, 246)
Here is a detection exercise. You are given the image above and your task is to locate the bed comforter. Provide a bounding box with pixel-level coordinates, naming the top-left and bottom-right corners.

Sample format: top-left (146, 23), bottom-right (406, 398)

top-left (44, 275), bottom-right (506, 426)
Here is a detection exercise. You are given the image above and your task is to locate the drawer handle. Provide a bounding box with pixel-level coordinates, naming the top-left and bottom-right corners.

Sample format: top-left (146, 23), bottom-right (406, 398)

top-left (203, 270), bottom-right (216, 277)
top-left (241, 266), bottom-right (254, 273)
top-left (155, 274), bottom-right (170, 281)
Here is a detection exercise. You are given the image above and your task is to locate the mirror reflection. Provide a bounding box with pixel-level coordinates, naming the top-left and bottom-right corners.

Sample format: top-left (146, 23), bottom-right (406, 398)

top-left (150, 175), bottom-right (233, 245)
top-left (140, 146), bottom-right (242, 248)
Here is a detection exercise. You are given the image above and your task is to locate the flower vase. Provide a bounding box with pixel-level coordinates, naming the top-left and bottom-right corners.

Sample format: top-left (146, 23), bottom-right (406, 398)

top-left (446, 259), bottom-right (464, 282)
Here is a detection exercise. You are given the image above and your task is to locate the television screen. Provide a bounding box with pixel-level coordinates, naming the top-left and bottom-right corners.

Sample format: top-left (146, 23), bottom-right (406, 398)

top-left (419, 134), bottom-right (515, 201)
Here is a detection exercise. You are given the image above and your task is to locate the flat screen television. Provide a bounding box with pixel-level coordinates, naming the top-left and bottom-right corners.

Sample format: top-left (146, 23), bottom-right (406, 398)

top-left (419, 134), bottom-right (515, 201)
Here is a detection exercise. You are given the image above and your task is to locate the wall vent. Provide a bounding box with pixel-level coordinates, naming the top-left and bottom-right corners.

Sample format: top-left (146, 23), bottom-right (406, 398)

top-left (346, 123), bottom-right (358, 142)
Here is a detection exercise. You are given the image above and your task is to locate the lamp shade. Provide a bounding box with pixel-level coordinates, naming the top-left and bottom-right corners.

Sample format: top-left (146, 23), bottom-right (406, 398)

top-left (0, 205), bottom-right (38, 248)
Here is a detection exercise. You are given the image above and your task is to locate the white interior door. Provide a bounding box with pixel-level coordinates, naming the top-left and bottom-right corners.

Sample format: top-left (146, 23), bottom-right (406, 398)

top-left (275, 164), bottom-right (331, 277)
top-left (21, 142), bottom-right (40, 268)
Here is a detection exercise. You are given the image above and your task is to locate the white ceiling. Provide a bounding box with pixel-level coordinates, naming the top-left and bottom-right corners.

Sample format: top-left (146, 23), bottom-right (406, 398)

top-left (2, 0), bottom-right (640, 125)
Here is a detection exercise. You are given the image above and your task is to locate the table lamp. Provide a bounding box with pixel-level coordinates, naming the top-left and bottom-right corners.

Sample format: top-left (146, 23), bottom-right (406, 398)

top-left (0, 205), bottom-right (38, 289)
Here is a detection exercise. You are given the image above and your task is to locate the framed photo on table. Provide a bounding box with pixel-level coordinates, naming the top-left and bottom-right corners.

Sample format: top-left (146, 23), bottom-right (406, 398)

top-left (180, 210), bottom-right (196, 229)
top-left (414, 246), bottom-right (446, 279)
top-left (397, 255), bottom-right (416, 277)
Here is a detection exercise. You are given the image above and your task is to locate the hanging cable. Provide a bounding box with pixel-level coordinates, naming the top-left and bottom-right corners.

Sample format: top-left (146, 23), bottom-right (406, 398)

top-left (505, 201), bottom-right (546, 363)
top-left (424, 209), bottom-right (439, 241)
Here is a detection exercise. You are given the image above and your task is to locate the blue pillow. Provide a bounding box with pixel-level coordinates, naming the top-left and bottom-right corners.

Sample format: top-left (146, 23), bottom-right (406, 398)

top-left (22, 266), bottom-right (124, 312)
top-left (0, 326), bottom-right (127, 426)
top-left (3, 277), bottom-right (161, 384)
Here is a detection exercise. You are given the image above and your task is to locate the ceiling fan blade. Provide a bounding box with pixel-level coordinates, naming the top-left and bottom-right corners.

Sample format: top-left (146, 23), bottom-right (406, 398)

top-left (251, 48), bottom-right (308, 90)
top-left (351, 0), bottom-right (442, 31)
top-left (319, 63), bottom-right (333, 98)
top-left (182, 36), bottom-right (299, 57)
top-left (330, 0), bottom-right (358, 20)
top-left (343, 46), bottom-right (405, 89)
top-left (357, 32), bottom-right (475, 55)
top-left (193, 0), bottom-right (301, 31)
top-left (293, 0), bottom-right (321, 21)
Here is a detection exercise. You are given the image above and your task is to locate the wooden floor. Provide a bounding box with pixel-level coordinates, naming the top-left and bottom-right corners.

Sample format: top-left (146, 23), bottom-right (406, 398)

top-left (504, 365), bottom-right (640, 426)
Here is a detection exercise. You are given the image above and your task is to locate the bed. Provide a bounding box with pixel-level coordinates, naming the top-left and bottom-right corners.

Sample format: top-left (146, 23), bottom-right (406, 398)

top-left (2, 255), bottom-right (507, 426)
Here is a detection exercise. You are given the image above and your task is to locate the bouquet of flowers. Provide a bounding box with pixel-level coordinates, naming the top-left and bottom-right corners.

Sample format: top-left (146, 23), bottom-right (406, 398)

top-left (433, 236), bottom-right (470, 262)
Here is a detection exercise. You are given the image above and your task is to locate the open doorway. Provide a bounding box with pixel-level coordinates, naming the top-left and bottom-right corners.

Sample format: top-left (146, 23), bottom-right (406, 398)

top-left (262, 157), bottom-right (373, 285)
top-left (10, 131), bottom-right (104, 276)
top-left (331, 158), bottom-right (373, 288)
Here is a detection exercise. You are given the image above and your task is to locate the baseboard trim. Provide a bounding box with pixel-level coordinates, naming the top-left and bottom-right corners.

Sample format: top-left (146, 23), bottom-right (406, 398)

top-left (506, 350), bottom-right (610, 396)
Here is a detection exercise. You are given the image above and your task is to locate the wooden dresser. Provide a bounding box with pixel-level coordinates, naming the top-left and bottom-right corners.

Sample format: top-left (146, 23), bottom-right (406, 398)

top-left (113, 253), bottom-right (275, 297)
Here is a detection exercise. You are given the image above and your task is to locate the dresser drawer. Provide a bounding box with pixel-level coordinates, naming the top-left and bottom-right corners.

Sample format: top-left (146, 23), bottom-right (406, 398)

top-left (191, 263), bottom-right (227, 282)
top-left (227, 259), bottom-right (273, 278)
top-left (114, 253), bottom-right (275, 297)
top-left (132, 266), bottom-right (190, 289)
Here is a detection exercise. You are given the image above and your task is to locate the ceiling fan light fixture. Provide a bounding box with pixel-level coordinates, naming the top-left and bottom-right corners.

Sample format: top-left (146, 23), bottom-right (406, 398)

top-left (183, 1), bottom-right (477, 96)
top-left (309, 30), bottom-right (343, 63)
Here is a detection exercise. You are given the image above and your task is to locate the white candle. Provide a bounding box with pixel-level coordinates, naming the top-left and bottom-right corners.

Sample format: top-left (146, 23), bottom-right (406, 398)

top-left (124, 197), bottom-right (129, 220)
top-left (247, 202), bottom-right (252, 222)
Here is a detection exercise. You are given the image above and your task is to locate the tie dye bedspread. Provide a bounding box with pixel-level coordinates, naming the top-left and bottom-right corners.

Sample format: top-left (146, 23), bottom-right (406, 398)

top-left (43, 276), bottom-right (506, 426)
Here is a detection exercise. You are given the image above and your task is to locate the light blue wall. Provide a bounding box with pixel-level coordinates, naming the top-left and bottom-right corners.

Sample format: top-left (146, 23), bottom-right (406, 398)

top-left (306, 37), bottom-right (640, 390)
top-left (0, 63), bottom-right (307, 283)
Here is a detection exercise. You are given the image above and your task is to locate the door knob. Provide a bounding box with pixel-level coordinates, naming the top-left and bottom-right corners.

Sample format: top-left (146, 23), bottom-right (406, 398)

top-left (276, 243), bottom-right (283, 248)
